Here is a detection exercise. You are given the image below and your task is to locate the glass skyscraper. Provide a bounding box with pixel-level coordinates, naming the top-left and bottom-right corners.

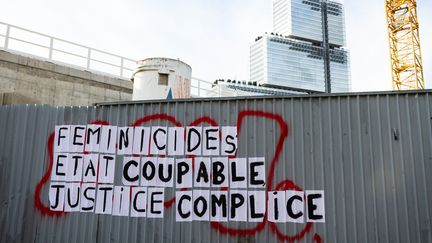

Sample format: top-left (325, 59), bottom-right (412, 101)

top-left (250, 0), bottom-right (350, 93)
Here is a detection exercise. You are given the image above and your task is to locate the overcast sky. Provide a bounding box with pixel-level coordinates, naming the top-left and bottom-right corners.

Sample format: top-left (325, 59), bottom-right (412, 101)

top-left (1, 0), bottom-right (431, 91)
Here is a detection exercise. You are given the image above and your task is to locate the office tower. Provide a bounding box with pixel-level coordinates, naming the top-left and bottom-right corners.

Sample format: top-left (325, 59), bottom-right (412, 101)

top-left (250, 0), bottom-right (350, 93)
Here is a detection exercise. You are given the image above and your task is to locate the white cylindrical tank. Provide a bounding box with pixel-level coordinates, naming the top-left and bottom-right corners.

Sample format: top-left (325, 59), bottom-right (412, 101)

top-left (132, 57), bottom-right (192, 100)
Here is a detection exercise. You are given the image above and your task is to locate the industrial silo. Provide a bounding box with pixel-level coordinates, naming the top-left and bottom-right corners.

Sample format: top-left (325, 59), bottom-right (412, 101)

top-left (132, 57), bottom-right (192, 100)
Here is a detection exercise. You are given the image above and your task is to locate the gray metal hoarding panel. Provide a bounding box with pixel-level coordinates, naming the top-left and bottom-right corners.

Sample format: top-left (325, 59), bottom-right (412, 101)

top-left (0, 91), bottom-right (431, 242)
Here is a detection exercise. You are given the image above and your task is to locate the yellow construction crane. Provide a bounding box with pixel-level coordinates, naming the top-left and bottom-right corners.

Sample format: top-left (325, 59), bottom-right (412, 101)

top-left (385, 0), bottom-right (424, 90)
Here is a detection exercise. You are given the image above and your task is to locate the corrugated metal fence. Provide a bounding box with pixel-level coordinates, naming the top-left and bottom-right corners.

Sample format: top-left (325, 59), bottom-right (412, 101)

top-left (0, 91), bottom-right (431, 242)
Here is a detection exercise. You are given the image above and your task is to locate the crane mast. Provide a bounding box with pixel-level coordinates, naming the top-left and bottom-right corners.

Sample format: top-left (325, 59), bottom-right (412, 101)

top-left (385, 0), bottom-right (424, 90)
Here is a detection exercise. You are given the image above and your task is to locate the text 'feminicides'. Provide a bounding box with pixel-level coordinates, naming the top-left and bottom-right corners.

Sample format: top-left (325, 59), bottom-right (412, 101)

top-left (48, 124), bottom-right (325, 223)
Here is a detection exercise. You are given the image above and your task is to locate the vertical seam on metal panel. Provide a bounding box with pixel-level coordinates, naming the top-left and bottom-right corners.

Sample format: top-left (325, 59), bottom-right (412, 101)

top-left (347, 96), bottom-right (358, 241)
top-left (386, 94), bottom-right (400, 242)
top-left (328, 96), bottom-right (336, 242)
top-left (376, 95), bottom-right (389, 242)
top-left (337, 96), bottom-right (348, 243)
top-left (366, 96), bottom-right (378, 242)
top-left (425, 93), bottom-right (432, 240)
top-left (291, 97), bottom-right (299, 237)
top-left (356, 96), bottom-right (368, 241)
top-left (415, 94), bottom-right (430, 239)
top-left (309, 98), bottom-right (314, 190)
top-left (318, 96), bottom-right (324, 240)
top-left (405, 94), bottom-right (421, 240)
top-left (395, 94), bottom-right (410, 241)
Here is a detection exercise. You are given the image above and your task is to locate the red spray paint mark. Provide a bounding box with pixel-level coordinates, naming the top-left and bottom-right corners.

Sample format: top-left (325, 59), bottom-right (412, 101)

top-left (313, 233), bottom-right (323, 243)
top-left (33, 132), bottom-right (65, 216)
top-left (209, 110), bottom-right (288, 237)
top-left (269, 180), bottom-right (313, 242)
top-left (188, 116), bottom-right (218, 127)
top-left (132, 114), bottom-right (182, 127)
top-left (34, 112), bottom-right (322, 242)
top-left (210, 111), bottom-right (322, 242)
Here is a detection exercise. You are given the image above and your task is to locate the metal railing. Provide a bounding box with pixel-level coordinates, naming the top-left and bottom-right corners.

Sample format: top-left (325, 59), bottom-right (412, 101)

top-left (0, 21), bottom-right (135, 79)
top-left (0, 21), bottom-right (219, 97)
top-left (190, 77), bottom-right (215, 97)
top-left (190, 78), bottom-right (307, 98)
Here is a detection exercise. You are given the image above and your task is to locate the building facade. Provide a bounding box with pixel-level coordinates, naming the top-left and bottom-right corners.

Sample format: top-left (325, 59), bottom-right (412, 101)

top-left (250, 0), bottom-right (350, 93)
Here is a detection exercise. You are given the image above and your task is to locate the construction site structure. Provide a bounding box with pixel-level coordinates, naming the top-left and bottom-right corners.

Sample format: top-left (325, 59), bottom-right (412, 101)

top-left (385, 0), bottom-right (424, 90)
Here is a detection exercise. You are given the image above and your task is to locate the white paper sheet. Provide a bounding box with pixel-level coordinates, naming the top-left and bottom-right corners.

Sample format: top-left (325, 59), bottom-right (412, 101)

top-left (147, 187), bottom-right (164, 218)
top-left (221, 126), bottom-right (237, 155)
top-left (156, 157), bottom-right (174, 187)
top-left (167, 127), bottom-right (185, 156)
top-left (98, 154), bottom-right (115, 184)
top-left (95, 185), bottom-right (114, 214)
top-left (80, 183), bottom-right (96, 212)
top-left (69, 125), bottom-right (86, 153)
top-left (193, 157), bottom-right (211, 188)
top-left (176, 190), bottom-right (193, 222)
top-left (132, 127), bottom-right (151, 155)
top-left (112, 186), bottom-right (130, 216)
top-left (192, 190), bottom-right (210, 221)
top-left (185, 127), bottom-right (202, 155)
top-left (150, 126), bottom-right (167, 155)
top-left (210, 191), bottom-right (228, 222)
top-left (64, 183), bottom-right (81, 212)
top-left (54, 125), bottom-right (70, 152)
top-left (248, 157), bottom-right (266, 188)
top-left (248, 190), bottom-right (265, 222)
top-left (85, 125), bottom-right (101, 153)
top-left (267, 191), bottom-right (286, 223)
top-left (229, 190), bottom-right (248, 222)
top-left (66, 154), bottom-right (83, 182)
top-left (285, 190), bottom-right (304, 223)
top-left (130, 187), bottom-right (147, 217)
top-left (49, 181), bottom-right (65, 211)
top-left (99, 126), bottom-right (117, 154)
top-left (122, 156), bottom-right (140, 186)
top-left (51, 153), bottom-right (68, 181)
top-left (175, 158), bottom-right (193, 188)
top-left (140, 157), bottom-right (158, 187)
top-left (211, 157), bottom-right (228, 188)
top-left (229, 158), bottom-right (247, 189)
top-left (117, 127), bottom-right (134, 155)
top-left (202, 126), bottom-right (219, 156)
top-left (306, 190), bottom-right (325, 223)
top-left (82, 154), bottom-right (98, 183)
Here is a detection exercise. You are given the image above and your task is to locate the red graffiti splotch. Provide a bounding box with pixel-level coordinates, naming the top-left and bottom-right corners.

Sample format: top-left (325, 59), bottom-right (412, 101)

top-left (33, 132), bottom-right (63, 216)
top-left (132, 114), bottom-right (182, 127)
top-left (209, 110), bottom-right (288, 237)
top-left (269, 180), bottom-right (313, 242)
top-left (34, 112), bottom-right (322, 241)
top-left (313, 233), bottom-right (323, 243)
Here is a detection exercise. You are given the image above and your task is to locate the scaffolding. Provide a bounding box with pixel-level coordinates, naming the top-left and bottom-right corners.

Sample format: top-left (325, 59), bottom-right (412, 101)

top-left (385, 0), bottom-right (424, 90)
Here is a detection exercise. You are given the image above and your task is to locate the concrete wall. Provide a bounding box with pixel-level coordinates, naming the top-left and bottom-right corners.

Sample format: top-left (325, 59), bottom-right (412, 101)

top-left (0, 50), bottom-right (133, 106)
